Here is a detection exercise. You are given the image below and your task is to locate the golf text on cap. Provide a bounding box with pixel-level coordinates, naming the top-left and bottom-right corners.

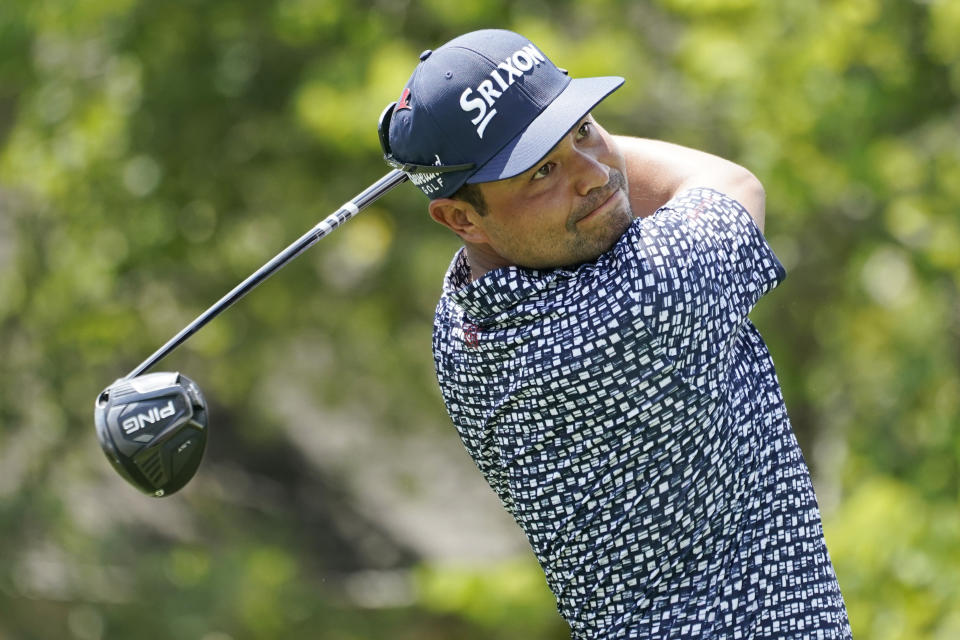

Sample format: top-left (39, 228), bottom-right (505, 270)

top-left (407, 155), bottom-right (445, 195)
top-left (459, 44), bottom-right (547, 138)
top-left (122, 400), bottom-right (176, 435)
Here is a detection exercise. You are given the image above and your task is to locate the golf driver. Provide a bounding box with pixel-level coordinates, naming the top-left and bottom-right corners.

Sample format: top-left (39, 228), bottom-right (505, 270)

top-left (94, 97), bottom-right (484, 497)
top-left (94, 168), bottom-right (409, 497)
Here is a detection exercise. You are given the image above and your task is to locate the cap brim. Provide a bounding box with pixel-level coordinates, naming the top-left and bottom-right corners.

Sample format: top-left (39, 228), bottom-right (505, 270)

top-left (467, 76), bottom-right (625, 183)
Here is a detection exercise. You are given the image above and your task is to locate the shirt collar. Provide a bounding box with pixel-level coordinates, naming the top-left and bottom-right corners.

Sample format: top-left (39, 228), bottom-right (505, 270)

top-left (442, 248), bottom-right (571, 323)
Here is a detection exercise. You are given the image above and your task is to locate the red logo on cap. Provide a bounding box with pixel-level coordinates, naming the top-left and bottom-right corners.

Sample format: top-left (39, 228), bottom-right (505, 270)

top-left (396, 88), bottom-right (412, 111)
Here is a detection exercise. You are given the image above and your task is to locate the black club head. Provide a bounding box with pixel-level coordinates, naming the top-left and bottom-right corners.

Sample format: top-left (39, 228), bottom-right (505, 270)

top-left (94, 372), bottom-right (208, 497)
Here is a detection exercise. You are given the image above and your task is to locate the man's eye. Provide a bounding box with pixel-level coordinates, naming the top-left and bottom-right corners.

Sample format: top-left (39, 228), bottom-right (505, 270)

top-left (577, 121), bottom-right (591, 139)
top-left (532, 163), bottom-right (554, 180)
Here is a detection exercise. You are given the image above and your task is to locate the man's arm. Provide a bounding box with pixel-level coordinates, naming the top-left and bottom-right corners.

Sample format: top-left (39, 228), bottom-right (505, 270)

top-left (613, 136), bottom-right (766, 232)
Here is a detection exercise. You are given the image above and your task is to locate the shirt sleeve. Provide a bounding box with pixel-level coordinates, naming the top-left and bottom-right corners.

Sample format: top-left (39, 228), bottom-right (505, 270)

top-left (623, 187), bottom-right (786, 382)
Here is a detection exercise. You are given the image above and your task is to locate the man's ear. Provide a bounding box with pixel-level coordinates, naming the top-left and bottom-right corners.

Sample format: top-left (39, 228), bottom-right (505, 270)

top-left (428, 198), bottom-right (490, 244)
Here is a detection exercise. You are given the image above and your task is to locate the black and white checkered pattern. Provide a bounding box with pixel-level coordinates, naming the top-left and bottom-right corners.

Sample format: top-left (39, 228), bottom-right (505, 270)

top-left (433, 189), bottom-right (851, 639)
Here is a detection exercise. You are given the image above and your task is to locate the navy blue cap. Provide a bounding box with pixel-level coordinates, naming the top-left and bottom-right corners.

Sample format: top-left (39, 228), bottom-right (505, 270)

top-left (379, 29), bottom-right (624, 199)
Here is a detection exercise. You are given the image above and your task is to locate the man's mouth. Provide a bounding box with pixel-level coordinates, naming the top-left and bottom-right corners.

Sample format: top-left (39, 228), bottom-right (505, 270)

top-left (571, 170), bottom-right (627, 227)
top-left (575, 189), bottom-right (621, 224)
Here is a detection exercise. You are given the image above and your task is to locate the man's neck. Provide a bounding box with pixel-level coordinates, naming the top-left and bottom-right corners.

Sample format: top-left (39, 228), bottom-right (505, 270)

top-left (464, 243), bottom-right (510, 281)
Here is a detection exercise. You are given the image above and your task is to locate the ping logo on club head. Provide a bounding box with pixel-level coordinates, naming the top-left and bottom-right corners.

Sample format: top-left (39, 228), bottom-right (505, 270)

top-left (121, 400), bottom-right (177, 435)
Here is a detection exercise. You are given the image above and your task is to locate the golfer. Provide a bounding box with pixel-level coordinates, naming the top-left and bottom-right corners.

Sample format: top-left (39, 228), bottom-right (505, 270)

top-left (380, 29), bottom-right (851, 639)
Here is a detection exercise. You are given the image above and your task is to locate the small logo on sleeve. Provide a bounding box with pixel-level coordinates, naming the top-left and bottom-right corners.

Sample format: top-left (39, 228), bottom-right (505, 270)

top-left (463, 321), bottom-right (479, 348)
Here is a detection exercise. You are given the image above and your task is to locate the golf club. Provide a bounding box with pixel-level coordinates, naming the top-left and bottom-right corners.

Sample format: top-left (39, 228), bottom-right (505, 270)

top-left (94, 168), bottom-right (409, 497)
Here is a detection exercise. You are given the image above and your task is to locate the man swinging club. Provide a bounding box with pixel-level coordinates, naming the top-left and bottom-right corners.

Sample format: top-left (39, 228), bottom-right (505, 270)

top-left (379, 29), bottom-right (851, 639)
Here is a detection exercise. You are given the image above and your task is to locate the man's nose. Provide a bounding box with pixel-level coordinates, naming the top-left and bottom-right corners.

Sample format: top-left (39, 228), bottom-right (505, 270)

top-left (572, 149), bottom-right (610, 197)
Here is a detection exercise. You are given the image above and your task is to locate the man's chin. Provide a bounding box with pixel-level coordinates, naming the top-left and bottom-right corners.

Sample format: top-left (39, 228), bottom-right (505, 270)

top-left (597, 206), bottom-right (634, 247)
top-left (558, 216), bottom-right (632, 268)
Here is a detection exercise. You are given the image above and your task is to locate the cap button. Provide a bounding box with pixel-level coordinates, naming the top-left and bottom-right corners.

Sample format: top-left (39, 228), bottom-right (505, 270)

top-left (419, 49), bottom-right (433, 61)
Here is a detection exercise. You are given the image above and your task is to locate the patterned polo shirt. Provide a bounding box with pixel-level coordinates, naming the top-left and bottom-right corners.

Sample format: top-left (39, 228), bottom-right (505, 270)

top-left (432, 188), bottom-right (851, 639)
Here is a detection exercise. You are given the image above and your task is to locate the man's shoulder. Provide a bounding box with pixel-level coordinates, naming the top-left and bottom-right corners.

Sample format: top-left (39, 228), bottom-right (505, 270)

top-left (654, 187), bottom-right (751, 220)
top-left (622, 187), bottom-right (766, 256)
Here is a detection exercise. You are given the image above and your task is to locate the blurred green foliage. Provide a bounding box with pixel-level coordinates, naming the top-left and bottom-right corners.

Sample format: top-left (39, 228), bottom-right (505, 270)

top-left (1, 0), bottom-right (958, 638)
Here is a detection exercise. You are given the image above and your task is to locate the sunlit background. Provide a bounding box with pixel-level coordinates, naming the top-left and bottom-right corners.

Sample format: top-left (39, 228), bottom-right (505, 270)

top-left (1, 0), bottom-right (959, 638)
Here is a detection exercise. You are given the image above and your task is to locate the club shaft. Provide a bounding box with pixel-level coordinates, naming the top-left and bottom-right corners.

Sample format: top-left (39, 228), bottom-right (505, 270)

top-left (126, 169), bottom-right (409, 379)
